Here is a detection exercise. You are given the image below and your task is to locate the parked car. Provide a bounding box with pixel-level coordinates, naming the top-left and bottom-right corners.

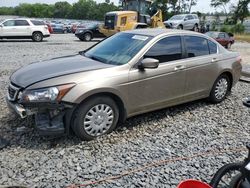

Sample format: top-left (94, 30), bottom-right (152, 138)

top-left (6, 29), bottom-right (242, 140)
top-left (0, 19), bottom-right (50, 42)
top-left (164, 14), bottom-right (199, 31)
top-left (75, 23), bottom-right (106, 41)
top-left (205, 31), bottom-right (235, 49)
top-left (51, 24), bottom-right (67, 34)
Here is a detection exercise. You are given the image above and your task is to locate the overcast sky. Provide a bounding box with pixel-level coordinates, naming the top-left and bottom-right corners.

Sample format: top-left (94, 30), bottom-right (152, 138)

top-left (0, 0), bottom-right (239, 13)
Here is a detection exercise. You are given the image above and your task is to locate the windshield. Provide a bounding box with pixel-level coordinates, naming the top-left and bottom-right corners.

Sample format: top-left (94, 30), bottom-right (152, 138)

top-left (169, 15), bottom-right (185, 20)
top-left (84, 33), bottom-right (152, 65)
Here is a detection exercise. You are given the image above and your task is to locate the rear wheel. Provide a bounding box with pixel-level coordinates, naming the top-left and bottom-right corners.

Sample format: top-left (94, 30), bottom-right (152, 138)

top-left (229, 173), bottom-right (244, 188)
top-left (83, 33), bottom-right (92, 41)
top-left (193, 24), bottom-right (199, 32)
top-left (72, 96), bottom-right (119, 141)
top-left (32, 32), bottom-right (43, 42)
top-left (209, 74), bottom-right (231, 103)
top-left (227, 42), bottom-right (232, 49)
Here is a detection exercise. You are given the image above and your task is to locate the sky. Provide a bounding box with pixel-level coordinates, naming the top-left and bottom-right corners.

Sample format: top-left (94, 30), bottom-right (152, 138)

top-left (0, 0), bottom-right (240, 13)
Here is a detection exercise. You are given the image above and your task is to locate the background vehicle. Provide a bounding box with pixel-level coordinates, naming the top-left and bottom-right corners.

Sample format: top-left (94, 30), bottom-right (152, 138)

top-left (51, 24), bottom-right (67, 34)
top-left (164, 14), bottom-right (199, 31)
top-left (99, 0), bottom-right (165, 37)
top-left (205, 31), bottom-right (235, 49)
top-left (0, 18), bottom-right (50, 42)
top-left (75, 23), bottom-right (105, 41)
top-left (6, 29), bottom-right (242, 140)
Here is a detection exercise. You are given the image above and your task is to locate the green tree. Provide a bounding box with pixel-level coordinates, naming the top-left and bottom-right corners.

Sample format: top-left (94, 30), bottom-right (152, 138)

top-left (210, 0), bottom-right (230, 15)
top-left (231, 0), bottom-right (250, 24)
top-left (54, 1), bottom-right (72, 18)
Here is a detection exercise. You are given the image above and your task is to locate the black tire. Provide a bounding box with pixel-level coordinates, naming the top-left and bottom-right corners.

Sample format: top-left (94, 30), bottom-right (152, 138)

top-left (227, 42), bottom-right (232, 49)
top-left (72, 96), bottom-right (119, 141)
top-left (32, 32), bottom-right (43, 42)
top-left (83, 32), bottom-right (92, 41)
top-left (193, 24), bottom-right (199, 32)
top-left (229, 173), bottom-right (243, 188)
top-left (210, 163), bottom-right (242, 188)
top-left (177, 25), bottom-right (183, 30)
top-left (209, 74), bottom-right (231, 103)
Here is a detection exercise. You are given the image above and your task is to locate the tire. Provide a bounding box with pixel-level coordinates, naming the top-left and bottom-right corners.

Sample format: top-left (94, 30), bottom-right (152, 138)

top-left (229, 173), bottom-right (243, 188)
top-left (79, 38), bottom-right (84, 41)
top-left (193, 24), bottom-right (199, 32)
top-left (32, 32), bottom-right (43, 42)
top-left (177, 25), bottom-right (183, 30)
top-left (72, 96), bottom-right (119, 141)
top-left (83, 33), bottom-right (92, 41)
top-left (227, 42), bottom-right (232, 49)
top-left (209, 74), bottom-right (231, 103)
top-left (210, 163), bottom-right (242, 188)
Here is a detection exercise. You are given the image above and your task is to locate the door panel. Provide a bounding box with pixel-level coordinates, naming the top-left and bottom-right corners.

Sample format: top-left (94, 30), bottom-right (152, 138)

top-left (127, 62), bottom-right (186, 115)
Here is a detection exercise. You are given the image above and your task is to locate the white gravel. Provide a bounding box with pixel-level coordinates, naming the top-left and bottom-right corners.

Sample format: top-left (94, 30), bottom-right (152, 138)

top-left (0, 34), bottom-right (250, 188)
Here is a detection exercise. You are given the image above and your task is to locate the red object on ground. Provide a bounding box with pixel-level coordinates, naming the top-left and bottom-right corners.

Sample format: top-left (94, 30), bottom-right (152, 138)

top-left (177, 179), bottom-right (212, 188)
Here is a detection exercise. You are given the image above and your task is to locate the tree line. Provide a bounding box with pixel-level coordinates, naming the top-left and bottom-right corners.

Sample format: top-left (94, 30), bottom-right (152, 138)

top-left (0, 0), bottom-right (249, 23)
top-left (0, 0), bottom-right (118, 21)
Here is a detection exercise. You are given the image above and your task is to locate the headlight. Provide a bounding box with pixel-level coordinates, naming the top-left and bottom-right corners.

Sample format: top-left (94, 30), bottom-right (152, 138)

top-left (20, 83), bottom-right (75, 103)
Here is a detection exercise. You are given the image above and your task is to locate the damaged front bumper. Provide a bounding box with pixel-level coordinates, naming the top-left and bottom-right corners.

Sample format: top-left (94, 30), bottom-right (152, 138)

top-left (6, 97), bottom-right (75, 136)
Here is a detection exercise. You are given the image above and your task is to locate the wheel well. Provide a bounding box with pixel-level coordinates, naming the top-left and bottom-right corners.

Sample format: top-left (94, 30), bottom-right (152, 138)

top-left (77, 92), bottom-right (126, 124)
top-left (195, 23), bottom-right (198, 26)
top-left (32, 31), bottom-right (42, 35)
top-left (84, 32), bottom-right (93, 38)
top-left (221, 72), bottom-right (233, 90)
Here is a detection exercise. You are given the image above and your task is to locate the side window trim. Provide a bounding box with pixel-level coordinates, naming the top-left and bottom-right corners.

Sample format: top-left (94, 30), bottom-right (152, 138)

top-left (143, 35), bottom-right (184, 65)
top-left (182, 35), bottom-right (211, 59)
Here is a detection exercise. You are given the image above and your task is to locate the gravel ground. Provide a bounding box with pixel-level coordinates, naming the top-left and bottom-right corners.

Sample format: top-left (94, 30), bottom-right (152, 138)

top-left (0, 34), bottom-right (250, 188)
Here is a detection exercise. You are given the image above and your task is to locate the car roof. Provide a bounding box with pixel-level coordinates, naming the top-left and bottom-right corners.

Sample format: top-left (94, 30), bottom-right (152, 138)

top-left (124, 28), bottom-right (204, 37)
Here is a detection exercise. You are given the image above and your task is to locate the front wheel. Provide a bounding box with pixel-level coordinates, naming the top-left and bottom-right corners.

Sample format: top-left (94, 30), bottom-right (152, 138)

top-left (227, 42), bottom-right (232, 49)
top-left (32, 32), bottom-right (43, 42)
top-left (209, 74), bottom-right (231, 103)
top-left (177, 25), bottom-right (183, 30)
top-left (83, 33), bottom-right (92, 41)
top-left (72, 96), bottom-right (119, 141)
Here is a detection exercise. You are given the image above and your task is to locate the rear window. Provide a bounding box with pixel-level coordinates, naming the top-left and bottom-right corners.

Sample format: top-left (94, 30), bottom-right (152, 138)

top-left (15, 20), bottom-right (30, 26)
top-left (184, 36), bottom-right (209, 58)
top-left (31, 20), bottom-right (45, 26)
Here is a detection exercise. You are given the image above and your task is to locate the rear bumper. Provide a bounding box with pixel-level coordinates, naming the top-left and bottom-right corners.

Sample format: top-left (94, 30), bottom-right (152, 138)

top-left (43, 34), bottom-right (50, 38)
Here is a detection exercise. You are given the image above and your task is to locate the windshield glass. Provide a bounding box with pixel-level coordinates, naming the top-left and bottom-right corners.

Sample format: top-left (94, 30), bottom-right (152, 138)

top-left (169, 15), bottom-right (185, 20)
top-left (84, 33), bottom-right (152, 65)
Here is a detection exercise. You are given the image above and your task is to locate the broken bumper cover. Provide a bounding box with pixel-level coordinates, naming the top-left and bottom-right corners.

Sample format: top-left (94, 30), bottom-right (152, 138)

top-left (6, 97), bottom-right (73, 136)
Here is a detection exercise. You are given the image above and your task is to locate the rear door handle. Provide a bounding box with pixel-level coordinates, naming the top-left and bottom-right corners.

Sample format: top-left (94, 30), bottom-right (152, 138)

top-left (212, 58), bottom-right (218, 63)
top-left (174, 65), bottom-right (185, 71)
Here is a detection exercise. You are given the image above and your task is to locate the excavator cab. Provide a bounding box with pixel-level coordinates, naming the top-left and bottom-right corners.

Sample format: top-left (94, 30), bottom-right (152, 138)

top-left (99, 0), bottom-right (165, 37)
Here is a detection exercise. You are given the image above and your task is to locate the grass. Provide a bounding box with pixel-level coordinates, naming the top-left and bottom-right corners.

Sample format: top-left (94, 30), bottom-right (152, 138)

top-left (235, 34), bottom-right (250, 43)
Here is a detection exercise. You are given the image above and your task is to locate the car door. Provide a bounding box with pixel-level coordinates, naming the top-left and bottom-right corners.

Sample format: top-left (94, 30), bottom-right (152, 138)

top-left (186, 15), bottom-right (194, 30)
top-left (182, 35), bottom-right (219, 101)
top-left (14, 20), bottom-right (31, 36)
top-left (127, 36), bottom-right (187, 115)
top-left (0, 20), bottom-right (16, 36)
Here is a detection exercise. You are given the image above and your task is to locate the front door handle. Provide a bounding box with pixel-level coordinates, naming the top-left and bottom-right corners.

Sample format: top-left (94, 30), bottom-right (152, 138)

top-left (174, 65), bottom-right (185, 71)
top-left (212, 58), bottom-right (218, 63)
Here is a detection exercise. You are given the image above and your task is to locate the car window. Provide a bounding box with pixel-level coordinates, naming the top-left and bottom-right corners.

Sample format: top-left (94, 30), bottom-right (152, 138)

top-left (224, 33), bottom-right (229, 39)
top-left (187, 15), bottom-right (193, 20)
top-left (121, 17), bottom-right (127, 26)
top-left (208, 40), bottom-right (217, 54)
top-left (184, 36), bottom-right (209, 58)
top-left (15, 20), bottom-right (30, 26)
top-left (3, 20), bottom-right (15, 27)
top-left (218, 33), bottom-right (225, 39)
top-left (31, 20), bottom-right (45, 26)
top-left (144, 36), bottom-right (182, 63)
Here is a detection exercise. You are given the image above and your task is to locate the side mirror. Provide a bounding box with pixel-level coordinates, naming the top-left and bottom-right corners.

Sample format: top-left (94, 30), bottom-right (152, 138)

top-left (138, 58), bottom-right (159, 70)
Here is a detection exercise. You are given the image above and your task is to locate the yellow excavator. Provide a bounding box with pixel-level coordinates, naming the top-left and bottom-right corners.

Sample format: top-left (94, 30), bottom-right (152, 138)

top-left (99, 0), bottom-right (165, 37)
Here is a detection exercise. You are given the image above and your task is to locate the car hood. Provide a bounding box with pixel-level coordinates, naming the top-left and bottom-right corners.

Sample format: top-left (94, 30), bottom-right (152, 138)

top-left (10, 54), bottom-right (114, 88)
